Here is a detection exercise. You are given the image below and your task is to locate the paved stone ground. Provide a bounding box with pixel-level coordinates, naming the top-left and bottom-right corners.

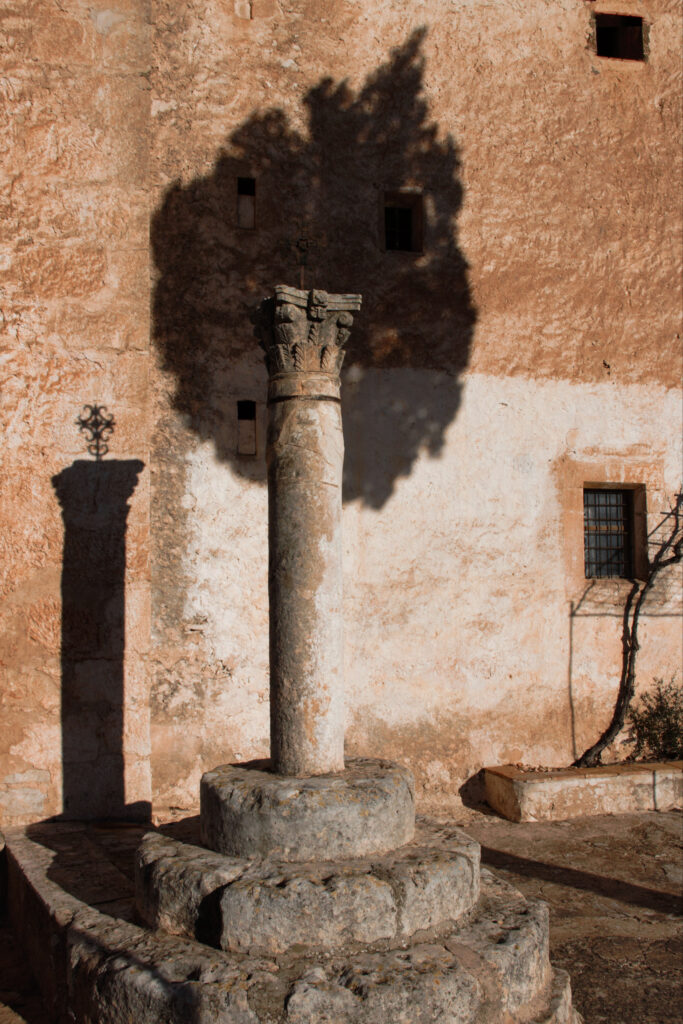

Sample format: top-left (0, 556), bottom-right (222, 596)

top-left (1, 810), bottom-right (681, 1023)
top-left (463, 810), bottom-right (683, 1024)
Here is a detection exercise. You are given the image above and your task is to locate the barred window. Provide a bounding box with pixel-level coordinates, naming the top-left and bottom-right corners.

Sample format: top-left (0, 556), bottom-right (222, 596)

top-left (584, 489), bottom-right (634, 579)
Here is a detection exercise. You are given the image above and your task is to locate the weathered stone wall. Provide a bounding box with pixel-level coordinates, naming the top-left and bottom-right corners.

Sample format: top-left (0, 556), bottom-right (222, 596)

top-left (0, 0), bottom-right (152, 823)
top-left (1, 0), bottom-right (681, 822)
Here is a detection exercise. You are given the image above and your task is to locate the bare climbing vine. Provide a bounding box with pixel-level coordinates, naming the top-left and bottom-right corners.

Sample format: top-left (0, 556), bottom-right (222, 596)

top-left (573, 493), bottom-right (683, 768)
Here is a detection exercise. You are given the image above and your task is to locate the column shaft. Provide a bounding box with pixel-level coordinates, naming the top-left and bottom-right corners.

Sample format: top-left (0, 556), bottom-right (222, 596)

top-left (268, 389), bottom-right (344, 775)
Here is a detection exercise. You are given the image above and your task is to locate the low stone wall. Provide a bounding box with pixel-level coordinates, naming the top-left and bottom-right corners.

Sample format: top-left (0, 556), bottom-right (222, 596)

top-left (484, 762), bottom-right (683, 823)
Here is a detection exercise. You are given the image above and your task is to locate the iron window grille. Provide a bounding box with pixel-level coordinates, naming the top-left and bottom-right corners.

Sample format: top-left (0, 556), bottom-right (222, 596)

top-left (584, 488), bottom-right (634, 579)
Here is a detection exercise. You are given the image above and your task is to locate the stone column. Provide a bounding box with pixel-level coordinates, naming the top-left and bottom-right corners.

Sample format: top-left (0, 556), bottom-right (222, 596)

top-left (256, 286), bottom-right (362, 776)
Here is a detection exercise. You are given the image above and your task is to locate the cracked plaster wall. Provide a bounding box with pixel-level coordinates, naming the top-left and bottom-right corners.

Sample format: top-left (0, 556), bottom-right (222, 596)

top-left (1, 0), bottom-right (681, 822)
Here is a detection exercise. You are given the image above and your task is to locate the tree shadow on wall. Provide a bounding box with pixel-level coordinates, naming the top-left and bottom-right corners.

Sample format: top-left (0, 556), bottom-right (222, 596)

top-left (152, 28), bottom-right (476, 508)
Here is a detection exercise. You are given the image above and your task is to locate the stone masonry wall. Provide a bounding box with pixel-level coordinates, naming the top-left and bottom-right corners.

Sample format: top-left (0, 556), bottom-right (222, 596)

top-left (0, 0), bottom-right (152, 823)
top-left (1, 0), bottom-right (681, 823)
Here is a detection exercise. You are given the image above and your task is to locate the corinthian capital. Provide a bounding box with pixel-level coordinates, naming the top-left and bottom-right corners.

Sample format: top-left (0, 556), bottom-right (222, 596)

top-left (255, 286), bottom-right (362, 379)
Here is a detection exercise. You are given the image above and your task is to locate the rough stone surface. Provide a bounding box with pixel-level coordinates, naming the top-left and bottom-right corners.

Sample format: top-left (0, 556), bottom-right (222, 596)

top-left (4, 823), bottom-right (580, 1024)
top-left (258, 285), bottom-right (362, 777)
top-left (259, 871), bottom-right (560, 1022)
top-left (455, 868), bottom-right (550, 1016)
top-left (465, 809), bottom-right (683, 1024)
top-left (282, 945), bottom-right (484, 1024)
top-left (484, 762), bottom-right (683, 822)
top-left (0, 0), bottom-right (152, 825)
top-left (3, 811), bottom-right (680, 1024)
top-left (136, 819), bottom-right (480, 954)
top-left (538, 971), bottom-right (577, 1024)
top-left (200, 757), bottom-right (415, 861)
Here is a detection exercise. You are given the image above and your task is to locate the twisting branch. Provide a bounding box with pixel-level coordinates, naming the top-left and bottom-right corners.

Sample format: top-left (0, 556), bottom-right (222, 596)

top-left (573, 493), bottom-right (683, 768)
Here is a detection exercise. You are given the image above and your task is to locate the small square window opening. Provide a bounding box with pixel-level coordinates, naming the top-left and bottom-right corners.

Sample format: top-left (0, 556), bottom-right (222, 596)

top-left (584, 488), bottom-right (635, 578)
top-left (383, 191), bottom-right (423, 253)
top-left (237, 400), bottom-right (257, 456)
top-left (237, 177), bottom-right (256, 229)
top-left (594, 14), bottom-right (646, 61)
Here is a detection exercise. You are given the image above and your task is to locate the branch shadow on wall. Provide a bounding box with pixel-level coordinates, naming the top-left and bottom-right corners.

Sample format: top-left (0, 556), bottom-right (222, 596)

top-left (52, 459), bottom-right (149, 821)
top-left (152, 27), bottom-right (476, 508)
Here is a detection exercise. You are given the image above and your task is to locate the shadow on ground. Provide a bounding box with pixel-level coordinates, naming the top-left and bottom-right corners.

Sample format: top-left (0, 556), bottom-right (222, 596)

top-left (6, 810), bottom-right (682, 1024)
top-left (466, 810), bottom-right (683, 1024)
top-left (479, 845), bottom-right (683, 916)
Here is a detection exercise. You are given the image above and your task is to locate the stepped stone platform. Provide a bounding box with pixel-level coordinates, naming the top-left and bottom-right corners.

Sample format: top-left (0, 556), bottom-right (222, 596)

top-left (136, 819), bottom-right (481, 954)
top-left (4, 805), bottom-right (582, 1022)
top-left (200, 758), bottom-right (415, 861)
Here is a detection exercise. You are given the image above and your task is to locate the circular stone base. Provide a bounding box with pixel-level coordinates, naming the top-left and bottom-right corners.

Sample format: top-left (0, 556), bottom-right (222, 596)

top-left (200, 757), bottom-right (415, 861)
top-left (136, 820), bottom-right (480, 955)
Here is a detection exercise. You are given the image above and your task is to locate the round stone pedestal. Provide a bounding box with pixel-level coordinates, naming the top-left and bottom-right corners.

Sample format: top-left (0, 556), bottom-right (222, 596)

top-left (136, 821), bottom-right (480, 955)
top-left (200, 757), bottom-right (415, 861)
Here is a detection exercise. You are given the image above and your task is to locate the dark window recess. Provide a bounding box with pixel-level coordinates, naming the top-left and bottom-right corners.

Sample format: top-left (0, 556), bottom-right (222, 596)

top-left (385, 206), bottom-right (413, 250)
top-left (237, 177), bottom-right (256, 229)
top-left (595, 14), bottom-right (645, 61)
top-left (237, 400), bottom-right (257, 455)
top-left (584, 489), bottom-right (634, 578)
top-left (383, 192), bottom-right (423, 252)
top-left (237, 400), bottom-right (256, 420)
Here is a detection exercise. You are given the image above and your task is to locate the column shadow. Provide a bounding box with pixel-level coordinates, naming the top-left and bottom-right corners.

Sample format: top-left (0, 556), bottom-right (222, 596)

top-left (52, 459), bottom-right (148, 821)
top-left (151, 27), bottom-right (476, 506)
top-left (480, 845), bottom-right (683, 916)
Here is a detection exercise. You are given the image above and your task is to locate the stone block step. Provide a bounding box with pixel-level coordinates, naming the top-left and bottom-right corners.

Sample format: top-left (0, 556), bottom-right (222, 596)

top-left (136, 820), bottom-right (480, 954)
top-left (4, 825), bottom-right (583, 1023)
top-left (280, 873), bottom-right (553, 1023)
top-left (201, 758), bottom-right (415, 861)
top-left (484, 762), bottom-right (683, 822)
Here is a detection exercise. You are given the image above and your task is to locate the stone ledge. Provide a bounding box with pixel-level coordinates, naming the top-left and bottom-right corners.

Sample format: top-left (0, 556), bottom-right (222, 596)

top-left (4, 824), bottom-right (581, 1023)
top-left (136, 820), bottom-right (480, 955)
top-left (200, 757), bottom-right (415, 861)
top-left (484, 762), bottom-right (683, 822)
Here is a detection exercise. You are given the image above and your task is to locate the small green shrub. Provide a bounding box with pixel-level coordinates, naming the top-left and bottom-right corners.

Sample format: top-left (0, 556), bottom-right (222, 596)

top-left (629, 678), bottom-right (683, 761)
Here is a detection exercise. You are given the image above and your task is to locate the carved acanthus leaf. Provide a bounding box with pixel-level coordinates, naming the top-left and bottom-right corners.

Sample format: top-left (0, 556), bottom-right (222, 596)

top-left (256, 286), bottom-right (362, 377)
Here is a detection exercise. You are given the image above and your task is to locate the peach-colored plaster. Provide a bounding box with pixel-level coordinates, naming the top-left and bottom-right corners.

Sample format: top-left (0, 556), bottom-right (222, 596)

top-left (1, 0), bottom-right (681, 823)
